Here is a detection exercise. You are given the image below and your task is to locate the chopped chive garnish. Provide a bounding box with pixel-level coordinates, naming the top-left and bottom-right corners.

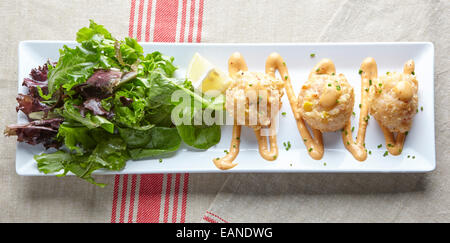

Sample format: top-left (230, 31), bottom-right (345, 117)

top-left (412, 156), bottom-right (415, 159)
top-left (399, 149), bottom-right (402, 153)
top-left (421, 106), bottom-right (423, 111)
top-left (407, 155), bottom-right (410, 158)
top-left (308, 148), bottom-right (313, 152)
top-left (369, 80), bottom-right (372, 85)
top-left (336, 85), bottom-right (341, 91)
top-left (365, 88), bottom-right (369, 92)
top-left (369, 151), bottom-right (372, 155)
top-left (283, 62), bottom-right (286, 66)
top-left (347, 141), bottom-right (350, 145)
top-left (387, 144), bottom-right (393, 147)
top-left (236, 137), bottom-right (240, 140)
top-left (386, 72), bottom-right (390, 75)
top-left (233, 144), bottom-right (236, 148)
top-left (249, 84), bottom-right (253, 87)
top-left (285, 75), bottom-right (288, 80)
top-left (411, 71), bottom-right (415, 75)
top-left (331, 72), bottom-right (335, 75)
top-left (405, 131), bottom-right (409, 136)
top-left (159, 159), bottom-right (163, 163)
top-left (310, 53), bottom-right (315, 58)
top-left (377, 144), bottom-right (382, 148)
top-left (316, 68), bottom-right (320, 72)
top-left (216, 157), bottom-right (220, 160)
top-left (281, 112), bottom-right (287, 116)
top-left (328, 83), bottom-right (332, 87)
top-left (359, 69), bottom-right (363, 75)
top-left (383, 151), bottom-right (389, 157)
top-left (351, 126), bottom-right (355, 132)
top-left (323, 162), bottom-right (327, 166)
top-left (283, 141), bottom-right (291, 151)
top-left (303, 138), bottom-right (307, 142)
top-left (359, 104), bottom-right (362, 108)
top-left (378, 83), bottom-right (382, 87)
top-left (352, 111), bottom-right (356, 116)
top-left (224, 150), bottom-right (229, 154)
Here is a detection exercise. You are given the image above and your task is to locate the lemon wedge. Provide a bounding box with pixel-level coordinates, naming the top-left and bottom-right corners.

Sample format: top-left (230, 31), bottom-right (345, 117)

top-left (186, 52), bottom-right (231, 96)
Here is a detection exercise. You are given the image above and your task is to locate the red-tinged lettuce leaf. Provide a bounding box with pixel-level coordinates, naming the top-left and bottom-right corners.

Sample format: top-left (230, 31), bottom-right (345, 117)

top-left (30, 64), bottom-right (49, 81)
top-left (86, 69), bottom-right (122, 87)
top-left (23, 78), bottom-right (48, 99)
top-left (73, 69), bottom-right (123, 99)
top-left (83, 98), bottom-right (113, 118)
top-left (21, 63), bottom-right (53, 100)
top-left (16, 94), bottom-right (50, 116)
top-left (4, 118), bottom-right (63, 149)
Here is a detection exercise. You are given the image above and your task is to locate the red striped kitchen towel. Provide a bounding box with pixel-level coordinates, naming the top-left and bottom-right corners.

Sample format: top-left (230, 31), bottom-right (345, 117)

top-left (110, 0), bottom-right (205, 223)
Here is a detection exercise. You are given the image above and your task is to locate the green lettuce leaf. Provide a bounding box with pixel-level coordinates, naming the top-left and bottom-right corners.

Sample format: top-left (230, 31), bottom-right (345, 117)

top-left (176, 123), bottom-right (221, 150)
top-left (119, 127), bottom-right (181, 160)
top-left (35, 134), bottom-right (129, 187)
top-left (56, 124), bottom-right (97, 154)
top-left (47, 45), bottom-right (99, 94)
top-left (61, 101), bottom-right (114, 133)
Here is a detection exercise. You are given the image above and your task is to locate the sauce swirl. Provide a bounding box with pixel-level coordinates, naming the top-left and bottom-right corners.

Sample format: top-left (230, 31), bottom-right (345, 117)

top-left (342, 57), bottom-right (375, 161)
top-left (213, 52), bottom-right (283, 170)
top-left (277, 55), bottom-right (328, 160)
top-left (376, 59), bottom-right (415, 155)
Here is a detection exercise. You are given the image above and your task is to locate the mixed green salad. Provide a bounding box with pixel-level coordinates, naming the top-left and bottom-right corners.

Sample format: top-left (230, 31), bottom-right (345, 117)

top-left (5, 20), bottom-right (222, 187)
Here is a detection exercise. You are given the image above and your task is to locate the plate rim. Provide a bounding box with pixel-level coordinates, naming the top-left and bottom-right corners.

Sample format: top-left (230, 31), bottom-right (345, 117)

top-left (15, 41), bottom-right (436, 175)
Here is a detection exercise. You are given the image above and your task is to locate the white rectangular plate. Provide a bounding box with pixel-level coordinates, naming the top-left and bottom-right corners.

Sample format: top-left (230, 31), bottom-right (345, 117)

top-left (16, 41), bottom-right (435, 175)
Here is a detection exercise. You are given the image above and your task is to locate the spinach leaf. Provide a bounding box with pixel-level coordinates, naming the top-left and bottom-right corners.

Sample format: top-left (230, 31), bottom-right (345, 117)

top-left (119, 127), bottom-right (181, 160)
top-left (176, 123), bottom-right (221, 150)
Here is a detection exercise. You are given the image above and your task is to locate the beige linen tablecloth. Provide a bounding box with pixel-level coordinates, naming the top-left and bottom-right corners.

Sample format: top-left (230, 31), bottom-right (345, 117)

top-left (1, 0), bottom-right (449, 222)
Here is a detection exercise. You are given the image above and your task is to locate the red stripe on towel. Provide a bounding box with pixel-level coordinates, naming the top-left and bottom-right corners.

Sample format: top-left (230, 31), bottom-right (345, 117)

top-left (207, 211), bottom-right (229, 223)
top-left (136, 174), bottom-right (164, 223)
top-left (196, 0), bottom-right (204, 43)
top-left (118, 174), bottom-right (129, 223)
top-left (136, 0), bottom-right (145, 41)
top-left (128, 0), bottom-right (137, 38)
top-left (202, 216), bottom-right (218, 223)
top-left (187, 0), bottom-right (196, 42)
top-left (110, 175), bottom-right (121, 223)
top-left (153, 0), bottom-right (179, 42)
top-left (127, 175), bottom-right (137, 222)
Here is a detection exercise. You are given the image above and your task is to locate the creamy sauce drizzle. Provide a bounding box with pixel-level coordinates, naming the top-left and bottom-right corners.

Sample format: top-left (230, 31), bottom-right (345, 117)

top-left (377, 59), bottom-right (415, 155)
top-left (273, 55), bottom-right (327, 160)
top-left (213, 52), bottom-right (281, 170)
top-left (213, 124), bottom-right (241, 170)
top-left (342, 57), bottom-right (375, 161)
